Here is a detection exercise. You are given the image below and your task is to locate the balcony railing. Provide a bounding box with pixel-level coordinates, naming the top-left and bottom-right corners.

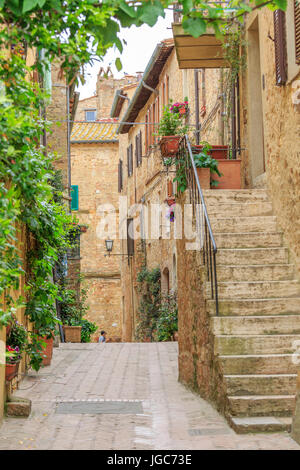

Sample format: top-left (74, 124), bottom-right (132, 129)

top-left (178, 135), bottom-right (219, 315)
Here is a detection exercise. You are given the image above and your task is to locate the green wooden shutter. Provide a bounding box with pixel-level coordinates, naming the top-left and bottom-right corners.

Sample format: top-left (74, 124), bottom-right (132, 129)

top-left (71, 185), bottom-right (79, 211)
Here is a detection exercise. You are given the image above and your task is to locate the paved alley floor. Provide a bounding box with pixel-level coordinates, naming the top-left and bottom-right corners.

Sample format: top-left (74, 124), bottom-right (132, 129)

top-left (0, 342), bottom-right (299, 450)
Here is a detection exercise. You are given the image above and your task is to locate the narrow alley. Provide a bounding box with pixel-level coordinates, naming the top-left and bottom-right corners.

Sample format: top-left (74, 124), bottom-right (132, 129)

top-left (0, 343), bottom-right (298, 451)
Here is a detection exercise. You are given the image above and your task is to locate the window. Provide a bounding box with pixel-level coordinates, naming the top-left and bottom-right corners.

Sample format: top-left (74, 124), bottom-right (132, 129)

top-left (295, 0), bottom-right (300, 64)
top-left (127, 144), bottom-right (133, 177)
top-left (127, 218), bottom-right (134, 256)
top-left (71, 185), bottom-right (79, 211)
top-left (85, 109), bottom-right (96, 121)
top-left (118, 160), bottom-right (123, 192)
top-left (274, 9), bottom-right (287, 85)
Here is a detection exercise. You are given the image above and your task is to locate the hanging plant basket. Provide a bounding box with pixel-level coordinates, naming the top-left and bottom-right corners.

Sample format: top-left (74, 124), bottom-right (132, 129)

top-left (5, 361), bottom-right (20, 382)
top-left (159, 136), bottom-right (182, 157)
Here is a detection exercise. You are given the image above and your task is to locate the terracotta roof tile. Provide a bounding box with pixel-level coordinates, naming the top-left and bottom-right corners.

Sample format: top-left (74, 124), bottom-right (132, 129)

top-left (71, 121), bottom-right (118, 143)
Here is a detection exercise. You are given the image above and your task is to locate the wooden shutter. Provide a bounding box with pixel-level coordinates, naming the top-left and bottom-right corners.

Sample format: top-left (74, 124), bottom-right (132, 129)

top-left (139, 130), bottom-right (143, 165)
top-left (130, 144), bottom-right (133, 174)
top-left (70, 185), bottom-right (79, 211)
top-left (118, 160), bottom-right (123, 192)
top-left (145, 113), bottom-right (148, 154)
top-left (295, 0), bottom-right (300, 64)
top-left (274, 9), bottom-right (287, 85)
top-left (127, 218), bottom-right (134, 256)
top-left (135, 134), bottom-right (139, 167)
top-left (127, 147), bottom-right (130, 177)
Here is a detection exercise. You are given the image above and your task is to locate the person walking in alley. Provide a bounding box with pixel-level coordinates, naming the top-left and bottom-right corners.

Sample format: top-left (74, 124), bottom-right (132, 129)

top-left (98, 330), bottom-right (109, 343)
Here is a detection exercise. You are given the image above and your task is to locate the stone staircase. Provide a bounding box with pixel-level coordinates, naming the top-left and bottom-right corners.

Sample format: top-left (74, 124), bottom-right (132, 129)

top-left (203, 189), bottom-right (300, 433)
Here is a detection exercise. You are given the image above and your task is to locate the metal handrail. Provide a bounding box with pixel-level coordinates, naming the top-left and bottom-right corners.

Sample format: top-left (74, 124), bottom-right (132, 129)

top-left (179, 135), bottom-right (219, 316)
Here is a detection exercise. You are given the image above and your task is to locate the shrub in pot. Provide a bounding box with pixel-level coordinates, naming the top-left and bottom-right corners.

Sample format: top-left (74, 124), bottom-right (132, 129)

top-left (193, 143), bottom-right (222, 189)
top-left (157, 105), bottom-right (189, 157)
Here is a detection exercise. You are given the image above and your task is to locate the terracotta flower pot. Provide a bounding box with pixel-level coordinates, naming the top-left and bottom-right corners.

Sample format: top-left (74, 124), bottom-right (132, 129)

top-left (38, 336), bottom-right (54, 366)
top-left (196, 167), bottom-right (211, 190)
top-left (63, 325), bottom-right (82, 343)
top-left (173, 331), bottom-right (179, 342)
top-left (80, 226), bottom-right (88, 233)
top-left (213, 159), bottom-right (241, 189)
top-left (194, 145), bottom-right (228, 160)
top-left (5, 361), bottom-right (20, 382)
top-left (159, 136), bottom-right (181, 157)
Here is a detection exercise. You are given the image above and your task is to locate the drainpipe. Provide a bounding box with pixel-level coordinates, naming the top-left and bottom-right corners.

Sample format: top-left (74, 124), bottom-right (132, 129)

top-left (220, 69), bottom-right (225, 145)
top-left (142, 80), bottom-right (159, 95)
top-left (194, 70), bottom-right (200, 145)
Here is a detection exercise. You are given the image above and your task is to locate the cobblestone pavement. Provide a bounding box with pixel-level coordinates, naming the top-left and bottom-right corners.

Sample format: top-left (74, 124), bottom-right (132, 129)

top-left (0, 342), bottom-right (299, 450)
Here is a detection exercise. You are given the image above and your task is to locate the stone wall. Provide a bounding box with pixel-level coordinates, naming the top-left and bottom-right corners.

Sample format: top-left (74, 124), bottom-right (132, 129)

top-left (71, 142), bottom-right (122, 341)
top-left (176, 193), bottom-right (228, 413)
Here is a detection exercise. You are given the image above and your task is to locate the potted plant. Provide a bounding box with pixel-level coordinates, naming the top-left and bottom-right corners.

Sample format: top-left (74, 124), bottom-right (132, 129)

top-left (79, 224), bottom-right (88, 233)
top-left (170, 98), bottom-right (189, 117)
top-left (157, 105), bottom-right (189, 157)
top-left (193, 143), bottom-right (222, 189)
top-left (59, 279), bottom-right (89, 343)
top-left (5, 346), bottom-right (22, 381)
top-left (193, 142), bottom-right (241, 189)
top-left (5, 318), bottom-right (27, 382)
top-left (192, 143), bottom-right (229, 160)
top-left (36, 328), bottom-right (56, 366)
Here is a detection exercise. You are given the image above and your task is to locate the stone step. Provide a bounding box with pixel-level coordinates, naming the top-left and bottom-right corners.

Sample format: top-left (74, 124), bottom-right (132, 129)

top-left (217, 247), bottom-right (289, 265)
top-left (217, 264), bottom-right (295, 282)
top-left (220, 354), bottom-right (299, 375)
top-left (212, 315), bottom-right (300, 335)
top-left (215, 334), bottom-right (300, 355)
top-left (208, 298), bottom-right (300, 316)
top-left (203, 189), bottom-right (269, 204)
top-left (210, 216), bottom-right (277, 233)
top-left (214, 232), bottom-right (283, 249)
top-left (210, 280), bottom-right (300, 299)
top-left (224, 374), bottom-right (298, 396)
top-left (206, 201), bottom-right (273, 217)
top-left (228, 415), bottom-right (292, 433)
top-left (228, 395), bottom-right (296, 417)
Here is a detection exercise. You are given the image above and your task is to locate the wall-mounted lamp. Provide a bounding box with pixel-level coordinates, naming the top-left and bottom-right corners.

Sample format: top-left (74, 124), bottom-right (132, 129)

top-left (105, 239), bottom-right (114, 256)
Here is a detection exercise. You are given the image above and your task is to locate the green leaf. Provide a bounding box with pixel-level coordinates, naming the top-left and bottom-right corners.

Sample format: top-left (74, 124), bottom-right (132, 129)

top-left (273, 0), bottom-right (287, 10)
top-left (182, 17), bottom-right (207, 38)
top-left (181, 0), bottom-right (193, 15)
top-left (115, 57), bottom-right (122, 72)
top-left (0, 0), bottom-right (5, 8)
top-left (22, 0), bottom-right (38, 13)
top-left (118, 0), bottom-right (136, 18)
top-left (138, 1), bottom-right (165, 27)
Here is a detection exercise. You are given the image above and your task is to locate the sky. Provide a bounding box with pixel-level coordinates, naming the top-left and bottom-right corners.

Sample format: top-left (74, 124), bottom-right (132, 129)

top-left (76, 10), bottom-right (173, 100)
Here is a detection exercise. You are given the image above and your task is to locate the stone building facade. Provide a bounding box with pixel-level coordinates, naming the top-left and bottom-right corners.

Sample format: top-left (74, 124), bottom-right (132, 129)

top-left (170, 3), bottom-right (300, 433)
top-left (70, 72), bottom-right (140, 341)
